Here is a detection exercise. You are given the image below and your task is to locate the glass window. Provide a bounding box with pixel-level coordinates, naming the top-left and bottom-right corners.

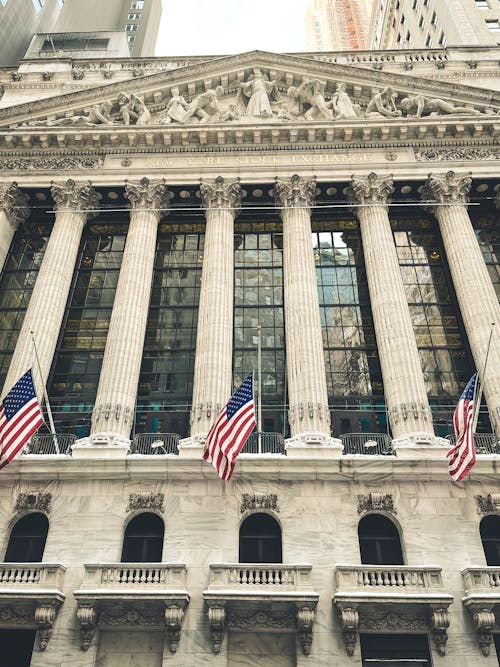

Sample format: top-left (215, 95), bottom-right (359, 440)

top-left (361, 634), bottom-right (432, 666)
top-left (4, 513), bottom-right (49, 562)
top-left (239, 513), bottom-right (282, 563)
top-left (475, 0), bottom-right (489, 7)
top-left (358, 514), bottom-right (404, 565)
top-left (125, 24), bottom-right (139, 31)
top-left (480, 515), bottom-right (500, 565)
top-left (130, 0), bottom-right (144, 8)
top-left (486, 20), bottom-right (500, 32)
top-left (121, 513), bottom-right (164, 563)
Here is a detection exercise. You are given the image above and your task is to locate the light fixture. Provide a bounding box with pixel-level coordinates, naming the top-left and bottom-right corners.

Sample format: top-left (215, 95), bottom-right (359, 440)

top-left (364, 440), bottom-right (378, 448)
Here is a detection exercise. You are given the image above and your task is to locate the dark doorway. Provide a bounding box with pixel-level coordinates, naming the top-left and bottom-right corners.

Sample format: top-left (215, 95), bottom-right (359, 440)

top-left (361, 633), bottom-right (432, 665)
top-left (0, 629), bottom-right (36, 667)
top-left (239, 513), bottom-right (282, 563)
top-left (121, 513), bottom-right (164, 563)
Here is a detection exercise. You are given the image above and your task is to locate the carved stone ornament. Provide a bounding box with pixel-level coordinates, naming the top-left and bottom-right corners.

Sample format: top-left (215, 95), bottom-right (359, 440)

top-left (50, 179), bottom-right (100, 217)
top-left (34, 604), bottom-right (57, 651)
top-left (241, 492), bottom-right (279, 514)
top-left (357, 492), bottom-right (396, 515)
top-left (200, 176), bottom-right (242, 211)
top-left (422, 170), bottom-right (472, 206)
top-left (471, 607), bottom-right (496, 656)
top-left (430, 608), bottom-right (450, 656)
top-left (0, 156), bottom-right (105, 171)
top-left (347, 172), bottom-right (394, 208)
top-left (99, 608), bottom-right (164, 627)
top-left (0, 182), bottom-right (30, 229)
top-left (226, 609), bottom-right (296, 630)
top-left (415, 148), bottom-right (500, 162)
top-left (338, 605), bottom-right (359, 657)
top-left (0, 606), bottom-right (35, 625)
top-left (124, 177), bottom-right (170, 215)
top-left (165, 605), bottom-right (184, 653)
top-left (72, 67), bottom-right (84, 80)
top-left (207, 605), bottom-right (226, 654)
top-left (475, 494), bottom-right (500, 514)
top-left (360, 611), bottom-right (427, 632)
top-left (127, 492), bottom-right (164, 513)
top-left (297, 607), bottom-right (316, 656)
top-left (15, 492), bottom-right (52, 514)
top-left (77, 604), bottom-right (98, 651)
top-left (274, 174), bottom-right (316, 212)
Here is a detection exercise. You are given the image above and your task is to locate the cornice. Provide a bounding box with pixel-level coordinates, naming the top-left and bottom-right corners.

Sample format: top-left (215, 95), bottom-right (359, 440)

top-left (0, 50), bottom-right (499, 125)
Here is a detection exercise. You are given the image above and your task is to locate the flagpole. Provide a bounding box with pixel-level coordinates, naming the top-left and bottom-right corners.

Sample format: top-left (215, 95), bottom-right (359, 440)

top-left (257, 323), bottom-right (262, 454)
top-left (472, 322), bottom-right (495, 434)
top-left (30, 331), bottom-right (60, 454)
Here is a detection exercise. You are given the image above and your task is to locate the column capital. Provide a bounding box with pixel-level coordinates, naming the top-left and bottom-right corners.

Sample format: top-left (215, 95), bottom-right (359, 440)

top-left (347, 172), bottom-right (394, 209)
top-left (423, 170), bottom-right (472, 206)
top-left (0, 181), bottom-right (30, 229)
top-left (124, 177), bottom-right (170, 216)
top-left (274, 174), bottom-right (316, 214)
top-left (200, 176), bottom-right (241, 211)
top-left (50, 179), bottom-right (100, 217)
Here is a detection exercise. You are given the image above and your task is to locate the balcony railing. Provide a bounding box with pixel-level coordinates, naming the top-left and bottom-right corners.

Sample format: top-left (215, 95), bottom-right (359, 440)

top-left (462, 567), bottom-right (500, 596)
top-left (242, 432), bottom-right (285, 454)
top-left (0, 563), bottom-right (66, 590)
top-left (335, 565), bottom-right (444, 595)
top-left (25, 434), bottom-right (75, 455)
top-left (340, 433), bottom-right (393, 456)
top-left (77, 563), bottom-right (187, 591)
top-left (130, 433), bottom-right (180, 455)
top-left (207, 563), bottom-right (314, 592)
top-left (447, 433), bottom-right (499, 455)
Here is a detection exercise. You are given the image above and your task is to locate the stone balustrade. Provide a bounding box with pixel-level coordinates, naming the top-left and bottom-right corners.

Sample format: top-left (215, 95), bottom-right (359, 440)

top-left (462, 568), bottom-right (500, 657)
top-left (207, 563), bottom-right (313, 591)
top-left (335, 564), bottom-right (444, 595)
top-left (463, 567), bottom-right (500, 595)
top-left (77, 562), bottom-right (187, 592)
top-left (0, 563), bottom-right (65, 591)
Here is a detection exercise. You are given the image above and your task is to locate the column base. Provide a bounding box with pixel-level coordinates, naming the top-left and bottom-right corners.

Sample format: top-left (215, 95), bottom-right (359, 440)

top-left (178, 434), bottom-right (206, 459)
top-left (285, 432), bottom-right (344, 458)
top-left (72, 433), bottom-right (130, 459)
top-left (392, 434), bottom-right (450, 460)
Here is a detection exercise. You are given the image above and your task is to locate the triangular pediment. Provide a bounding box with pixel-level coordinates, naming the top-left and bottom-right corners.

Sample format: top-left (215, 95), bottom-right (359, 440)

top-left (0, 50), bottom-right (498, 130)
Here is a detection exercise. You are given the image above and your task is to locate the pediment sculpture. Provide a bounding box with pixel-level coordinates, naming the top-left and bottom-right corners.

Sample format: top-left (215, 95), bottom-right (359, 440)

top-left (19, 69), bottom-right (497, 129)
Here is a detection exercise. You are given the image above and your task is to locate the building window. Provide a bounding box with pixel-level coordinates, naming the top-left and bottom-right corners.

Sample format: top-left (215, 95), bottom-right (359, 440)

top-left (130, 0), bottom-right (144, 8)
top-left (0, 0), bottom-right (9, 6)
top-left (423, 0), bottom-right (430, 6)
top-left (31, 0), bottom-right (43, 12)
top-left (56, 0), bottom-right (63, 7)
top-left (361, 634), bottom-right (432, 666)
top-left (475, 0), bottom-right (489, 8)
top-left (480, 515), bottom-right (500, 565)
top-left (125, 24), bottom-right (139, 31)
top-left (128, 13), bottom-right (141, 19)
top-left (412, 0), bottom-right (418, 9)
top-left (439, 31), bottom-right (447, 47)
top-left (4, 513), bottom-right (49, 562)
top-left (431, 10), bottom-right (438, 26)
top-left (128, 35), bottom-right (136, 43)
top-left (425, 34), bottom-right (432, 46)
top-left (358, 514), bottom-right (404, 565)
top-left (419, 15), bottom-right (425, 29)
top-left (486, 19), bottom-right (500, 32)
top-left (121, 513), bottom-right (164, 562)
top-left (0, 630), bottom-right (36, 667)
top-left (239, 513), bottom-right (282, 563)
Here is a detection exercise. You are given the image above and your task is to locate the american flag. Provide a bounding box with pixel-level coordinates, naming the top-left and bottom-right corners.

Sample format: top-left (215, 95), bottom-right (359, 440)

top-left (203, 374), bottom-right (256, 481)
top-left (447, 373), bottom-right (478, 482)
top-left (0, 370), bottom-right (43, 470)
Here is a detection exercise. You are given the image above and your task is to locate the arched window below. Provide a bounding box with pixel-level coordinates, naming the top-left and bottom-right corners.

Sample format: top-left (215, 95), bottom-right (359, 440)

top-left (480, 515), bottom-right (500, 566)
top-left (121, 513), bottom-right (164, 563)
top-left (239, 513), bottom-right (282, 563)
top-left (4, 513), bottom-right (49, 562)
top-left (358, 514), bottom-right (404, 565)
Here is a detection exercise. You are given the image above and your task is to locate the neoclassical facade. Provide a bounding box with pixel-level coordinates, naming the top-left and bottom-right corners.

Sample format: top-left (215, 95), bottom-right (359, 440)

top-left (0, 46), bottom-right (498, 666)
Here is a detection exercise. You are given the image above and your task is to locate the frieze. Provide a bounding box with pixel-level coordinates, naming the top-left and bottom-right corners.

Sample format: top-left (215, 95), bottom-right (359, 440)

top-left (240, 492), bottom-right (279, 513)
top-left (15, 492), bottom-right (52, 514)
top-left (415, 148), bottom-right (500, 161)
top-left (127, 492), bottom-right (164, 513)
top-left (0, 606), bottom-right (35, 625)
top-left (226, 609), bottom-right (295, 630)
top-left (99, 608), bottom-right (164, 627)
top-left (0, 156), bottom-right (105, 170)
top-left (359, 611), bottom-right (426, 632)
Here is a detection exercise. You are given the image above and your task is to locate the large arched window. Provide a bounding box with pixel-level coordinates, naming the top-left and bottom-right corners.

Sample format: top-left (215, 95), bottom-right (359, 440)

top-left (4, 513), bottom-right (49, 562)
top-left (239, 513), bottom-right (282, 563)
top-left (480, 515), bottom-right (500, 566)
top-left (121, 513), bottom-right (164, 563)
top-left (358, 514), bottom-right (404, 565)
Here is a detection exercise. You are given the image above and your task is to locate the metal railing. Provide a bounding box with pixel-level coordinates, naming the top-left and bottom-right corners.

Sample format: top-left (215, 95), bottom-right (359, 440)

top-left (243, 432), bottom-right (285, 454)
top-left (340, 433), bottom-right (393, 456)
top-left (447, 433), bottom-right (499, 454)
top-left (130, 433), bottom-right (180, 455)
top-left (25, 434), bottom-right (75, 455)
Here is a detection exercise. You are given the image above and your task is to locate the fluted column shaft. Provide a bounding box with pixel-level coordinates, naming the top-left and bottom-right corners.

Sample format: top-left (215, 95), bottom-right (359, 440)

top-left (0, 182), bottom-right (30, 273)
top-left (91, 178), bottom-right (169, 443)
top-left (425, 171), bottom-right (500, 436)
top-left (274, 175), bottom-right (331, 439)
top-left (2, 180), bottom-right (98, 399)
top-left (190, 177), bottom-right (241, 436)
top-left (348, 173), bottom-right (434, 440)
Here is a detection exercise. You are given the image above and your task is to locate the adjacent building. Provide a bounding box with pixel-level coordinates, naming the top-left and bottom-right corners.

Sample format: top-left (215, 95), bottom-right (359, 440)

top-left (0, 29), bottom-right (499, 667)
top-left (369, 0), bottom-right (500, 50)
top-left (306, 0), bottom-right (373, 51)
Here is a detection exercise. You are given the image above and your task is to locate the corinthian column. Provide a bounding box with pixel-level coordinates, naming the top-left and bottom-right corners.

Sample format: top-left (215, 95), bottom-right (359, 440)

top-left (2, 180), bottom-right (99, 399)
top-left (0, 182), bottom-right (30, 273)
top-left (179, 177), bottom-right (241, 456)
top-left (347, 173), bottom-right (436, 446)
top-left (274, 174), bottom-right (341, 454)
top-left (424, 171), bottom-right (500, 437)
top-left (86, 178), bottom-right (169, 450)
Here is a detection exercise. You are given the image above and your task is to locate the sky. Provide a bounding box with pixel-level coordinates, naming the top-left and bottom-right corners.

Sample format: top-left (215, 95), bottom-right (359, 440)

top-left (155, 0), bottom-right (310, 57)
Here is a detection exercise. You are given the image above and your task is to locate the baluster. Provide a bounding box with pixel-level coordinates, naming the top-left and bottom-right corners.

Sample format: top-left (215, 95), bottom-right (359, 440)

top-left (396, 571), bottom-right (403, 586)
top-left (375, 570), bottom-right (382, 586)
top-left (402, 572), bottom-right (409, 586)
